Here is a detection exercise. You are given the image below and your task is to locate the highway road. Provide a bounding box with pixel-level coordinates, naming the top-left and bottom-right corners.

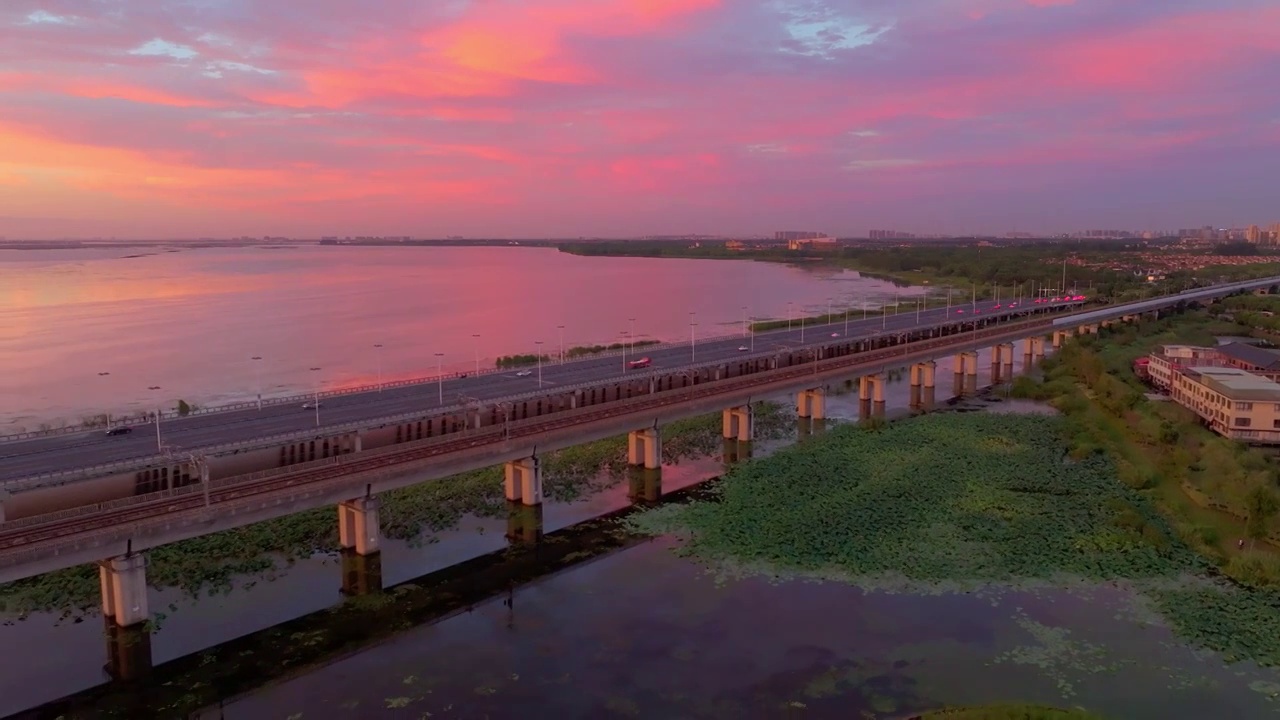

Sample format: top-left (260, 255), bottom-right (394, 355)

top-left (0, 298), bottom-right (1075, 482)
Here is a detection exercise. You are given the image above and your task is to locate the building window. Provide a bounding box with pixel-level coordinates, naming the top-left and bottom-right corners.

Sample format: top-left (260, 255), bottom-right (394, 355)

top-left (1235, 417), bottom-right (1252, 427)
top-left (1236, 402), bottom-right (1254, 411)
top-left (1273, 419), bottom-right (1280, 429)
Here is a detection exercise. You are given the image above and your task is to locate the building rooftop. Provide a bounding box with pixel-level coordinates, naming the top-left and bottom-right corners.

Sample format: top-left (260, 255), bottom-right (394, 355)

top-left (1218, 342), bottom-right (1280, 371)
top-left (1185, 366), bottom-right (1280, 401)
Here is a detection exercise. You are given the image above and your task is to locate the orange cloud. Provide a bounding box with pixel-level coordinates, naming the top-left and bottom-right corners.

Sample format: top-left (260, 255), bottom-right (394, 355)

top-left (0, 72), bottom-right (223, 108)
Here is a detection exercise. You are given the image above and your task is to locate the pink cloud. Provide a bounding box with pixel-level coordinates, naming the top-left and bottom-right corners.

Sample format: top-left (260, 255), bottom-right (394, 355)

top-left (0, 0), bottom-right (1276, 238)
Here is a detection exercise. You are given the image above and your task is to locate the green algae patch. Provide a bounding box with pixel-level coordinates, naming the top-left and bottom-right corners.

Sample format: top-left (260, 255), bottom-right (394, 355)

top-left (625, 413), bottom-right (1280, 667)
top-left (915, 705), bottom-right (1102, 719)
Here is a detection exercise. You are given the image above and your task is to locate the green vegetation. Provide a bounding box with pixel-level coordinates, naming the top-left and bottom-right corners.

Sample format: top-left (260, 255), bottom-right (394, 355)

top-left (560, 239), bottom-right (1280, 304)
top-left (0, 402), bottom-right (791, 614)
top-left (495, 340), bottom-right (660, 368)
top-left (917, 706), bottom-right (1101, 720)
top-left (495, 353), bottom-right (551, 368)
top-left (627, 408), bottom-right (1280, 666)
top-left (177, 399), bottom-right (191, 416)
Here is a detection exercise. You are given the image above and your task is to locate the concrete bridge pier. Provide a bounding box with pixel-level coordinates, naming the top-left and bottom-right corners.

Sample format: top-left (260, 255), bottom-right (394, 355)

top-left (722, 405), bottom-right (754, 443)
top-left (1029, 336), bottom-right (1046, 365)
top-left (796, 388), bottom-right (826, 420)
top-left (338, 496), bottom-right (382, 555)
top-left (340, 548), bottom-right (383, 596)
top-left (99, 553), bottom-right (149, 629)
top-left (797, 416), bottom-right (827, 439)
top-left (999, 342), bottom-right (1014, 382)
top-left (990, 345), bottom-right (1004, 385)
top-left (627, 428), bottom-right (662, 470)
top-left (1052, 330), bottom-right (1069, 349)
top-left (103, 616), bottom-right (152, 681)
top-left (503, 457), bottom-right (544, 506)
top-left (960, 351), bottom-right (978, 396)
top-left (505, 502), bottom-right (544, 547)
top-left (627, 466), bottom-right (663, 504)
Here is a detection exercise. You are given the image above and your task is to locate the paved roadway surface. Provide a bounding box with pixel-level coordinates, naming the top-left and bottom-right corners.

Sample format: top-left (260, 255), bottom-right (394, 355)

top-left (0, 299), bottom-right (1077, 482)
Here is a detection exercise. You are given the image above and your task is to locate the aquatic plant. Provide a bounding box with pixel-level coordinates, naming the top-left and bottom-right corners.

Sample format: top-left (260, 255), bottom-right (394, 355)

top-left (626, 413), bottom-right (1280, 668)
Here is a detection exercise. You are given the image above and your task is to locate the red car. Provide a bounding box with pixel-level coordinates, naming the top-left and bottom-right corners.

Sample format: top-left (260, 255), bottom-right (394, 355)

top-left (628, 357), bottom-right (651, 369)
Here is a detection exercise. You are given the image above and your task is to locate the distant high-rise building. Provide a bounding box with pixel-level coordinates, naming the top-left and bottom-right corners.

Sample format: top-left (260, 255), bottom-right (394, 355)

top-left (1246, 225), bottom-right (1263, 243)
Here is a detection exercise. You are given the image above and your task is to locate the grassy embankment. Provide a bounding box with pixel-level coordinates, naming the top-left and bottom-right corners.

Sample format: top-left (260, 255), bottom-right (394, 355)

top-left (0, 402), bottom-right (791, 615)
top-left (496, 340), bottom-right (660, 368)
top-left (626, 307), bottom-right (1280, 669)
top-left (1008, 309), bottom-right (1280, 584)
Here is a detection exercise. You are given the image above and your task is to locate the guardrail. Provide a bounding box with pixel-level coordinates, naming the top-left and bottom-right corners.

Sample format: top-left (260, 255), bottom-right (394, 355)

top-left (0, 315), bottom-right (1057, 544)
top-left (0, 304), bottom-right (1080, 490)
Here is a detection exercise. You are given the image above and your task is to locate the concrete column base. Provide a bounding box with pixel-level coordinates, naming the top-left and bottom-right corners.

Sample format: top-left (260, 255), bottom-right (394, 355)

top-left (338, 496), bottom-right (382, 555)
top-left (628, 428), bottom-right (662, 469)
top-left (722, 405), bottom-right (754, 442)
top-left (99, 554), bottom-right (149, 628)
top-left (502, 457), bottom-right (543, 506)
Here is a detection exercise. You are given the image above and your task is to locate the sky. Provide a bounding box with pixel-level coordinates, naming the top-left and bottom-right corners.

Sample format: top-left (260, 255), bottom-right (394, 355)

top-left (0, 0), bottom-right (1277, 239)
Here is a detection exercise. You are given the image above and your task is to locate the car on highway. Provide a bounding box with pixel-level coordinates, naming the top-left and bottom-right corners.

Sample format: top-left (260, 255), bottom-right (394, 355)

top-left (105, 426), bottom-right (132, 436)
top-left (737, 345), bottom-right (749, 351)
top-left (302, 401), bottom-right (322, 409)
top-left (515, 370), bottom-right (533, 377)
top-left (627, 357), bottom-right (652, 369)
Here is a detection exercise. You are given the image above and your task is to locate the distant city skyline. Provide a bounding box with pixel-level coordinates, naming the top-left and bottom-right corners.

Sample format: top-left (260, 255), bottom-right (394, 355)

top-left (1, 1), bottom-right (1278, 239)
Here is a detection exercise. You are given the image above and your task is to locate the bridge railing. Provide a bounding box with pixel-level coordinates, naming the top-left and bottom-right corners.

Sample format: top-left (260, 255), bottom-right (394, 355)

top-left (0, 315), bottom-right (1057, 538)
top-left (0, 305), bottom-right (1079, 490)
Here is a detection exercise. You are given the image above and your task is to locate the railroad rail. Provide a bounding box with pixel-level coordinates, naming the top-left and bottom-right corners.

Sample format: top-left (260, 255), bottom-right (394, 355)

top-left (0, 315), bottom-right (1054, 569)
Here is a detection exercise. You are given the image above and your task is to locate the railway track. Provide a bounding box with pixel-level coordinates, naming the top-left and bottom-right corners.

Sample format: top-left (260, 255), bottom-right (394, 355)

top-left (0, 316), bottom-right (1054, 556)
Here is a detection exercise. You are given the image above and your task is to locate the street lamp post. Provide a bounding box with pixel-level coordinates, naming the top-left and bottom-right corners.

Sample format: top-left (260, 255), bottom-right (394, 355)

top-left (147, 385), bottom-right (163, 451)
top-left (800, 313), bottom-right (806, 343)
top-left (844, 298), bottom-right (851, 336)
top-left (628, 318), bottom-right (636, 353)
top-left (750, 316), bottom-right (756, 352)
top-left (534, 341), bottom-right (545, 388)
top-left (557, 325), bottom-right (565, 363)
top-left (622, 331), bottom-right (630, 370)
top-left (373, 343), bottom-right (384, 390)
top-left (96, 368), bottom-right (112, 425)
top-left (787, 302), bottom-right (793, 331)
top-left (434, 353), bottom-right (444, 404)
top-left (827, 297), bottom-right (833, 325)
top-left (309, 366), bottom-right (322, 427)
top-left (472, 334), bottom-right (481, 375)
top-left (690, 319), bottom-right (698, 362)
top-left (251, 356), bottom-right (264, 410)
top-left (741, 306), bottom-right (748, 337)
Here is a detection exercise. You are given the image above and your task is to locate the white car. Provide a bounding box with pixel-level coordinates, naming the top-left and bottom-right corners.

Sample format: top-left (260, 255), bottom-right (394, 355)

top-left (831, 332), bottom-right (840, 337)
top-left (302, 401), bottom-right (321, 409)
top-left (515, 370), bottom-right (533, 377)
top-left (738, 345), bottom-right (749, 352)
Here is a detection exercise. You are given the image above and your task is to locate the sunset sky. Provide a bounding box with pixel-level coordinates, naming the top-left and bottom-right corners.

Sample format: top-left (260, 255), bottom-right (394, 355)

top-left (1, 0), bottom-right (1277, 239)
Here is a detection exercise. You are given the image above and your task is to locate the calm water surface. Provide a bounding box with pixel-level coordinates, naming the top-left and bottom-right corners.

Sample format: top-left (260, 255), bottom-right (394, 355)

top-left (0, 245), bottom-right (922, 431)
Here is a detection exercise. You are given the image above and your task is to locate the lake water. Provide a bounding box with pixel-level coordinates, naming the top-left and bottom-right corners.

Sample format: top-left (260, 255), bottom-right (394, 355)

top-left (0, 244), bottom-right (923, 431)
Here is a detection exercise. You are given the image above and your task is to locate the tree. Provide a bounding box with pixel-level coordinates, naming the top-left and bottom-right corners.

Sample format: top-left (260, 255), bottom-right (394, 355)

top-left (177, 399), bottom-right (191, 416)
top-left (1244, 484), bottom-right (1280, 550)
